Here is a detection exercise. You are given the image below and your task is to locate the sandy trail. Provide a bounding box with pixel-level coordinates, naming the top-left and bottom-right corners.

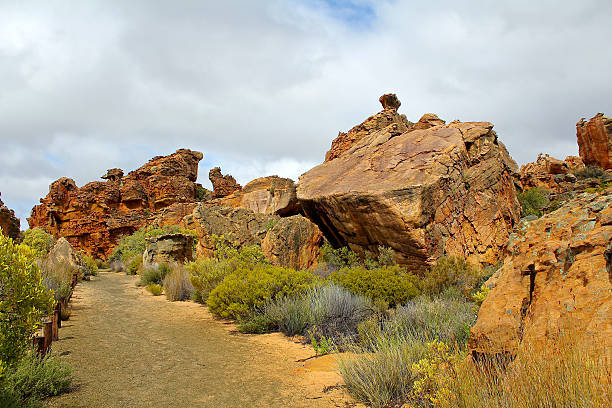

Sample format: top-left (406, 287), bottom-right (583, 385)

top-left (47, 271), bottom-right (354, 408)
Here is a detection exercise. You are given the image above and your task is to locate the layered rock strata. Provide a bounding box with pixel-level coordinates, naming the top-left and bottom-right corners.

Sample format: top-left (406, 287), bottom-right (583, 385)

top-left (298, 95), bottom-right (521, 270)
top-left (0, 193), bottom-right (20, 240)
top-left (470, 189), bottom-right (612, 361)
top-left (28, 149), bottom-right (203, 258)
top-left (577, 113), bottom-right (612, 169)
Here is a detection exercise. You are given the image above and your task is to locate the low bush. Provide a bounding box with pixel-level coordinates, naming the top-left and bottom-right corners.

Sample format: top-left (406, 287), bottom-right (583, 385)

top-left (318, 242), bottom-right (361, 270)
top-left (40, 260), bottom-right (75, 303)
top-left (207, 265), bottom-right (316, 319)
top-left (126, 256), bottom-right (143, 275)
top-left (237, 313), bottom-right (275, 334)
top-left (0, 234), bottom-right (54, 365)
top-left (163, 266), bottom-right (194, 301)
top-left (81, 253), bottom-right (98, 277)
top-left (421, 256), bottom-right (480, 298)
top-left (574, 165), bottom-right (610, 182)
top-left (331, 266), bottom-right (419, 307)
top-left (2, 352), bottom-right (72, 403)
top-left (186, 257), bottom-right (235, 303)
top-left (264, 283), bottom-right (373, 342)
top-left (21, 228), bottom-right (55, 259)
top-left (518, 187), bottom-right (549, 217)
top-left (146, 284), bottom-right (163, 296)
top-left (210, 234), bottom-right (267, 265)
top-left (139, 263), bottom-right (171, 286)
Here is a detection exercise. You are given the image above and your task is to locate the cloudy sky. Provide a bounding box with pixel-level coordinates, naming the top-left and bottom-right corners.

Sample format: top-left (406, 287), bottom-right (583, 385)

top-left (1, 0), bottom-right (611, 227)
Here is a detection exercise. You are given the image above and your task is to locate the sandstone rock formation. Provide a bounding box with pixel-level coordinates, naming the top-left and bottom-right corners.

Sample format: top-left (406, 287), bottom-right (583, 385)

top-left (182, 204), bottom-right (322, 269)
top-left (142, 233), bottom-right (195, 268)
top-left (0, 193), bottom-right (20, 240)
top-left (261, 215), bottom-right (323, 270)
top-left (470, 189), bottom-right (612, 361)
top-left (28, 149), bottom-right (203, 258)
top-left (46, 237), bottom-right (87, 275)
top-left (298, 95), bottom-right (521, 270)
top-left (520, 154), bottom-right (583, 192)
top-left (209, 167), bottom-right (242, 198)
top-left (576, 113), bottom-right (612, 169)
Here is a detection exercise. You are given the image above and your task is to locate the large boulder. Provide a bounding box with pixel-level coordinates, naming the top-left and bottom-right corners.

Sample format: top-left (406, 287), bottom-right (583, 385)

top-left (298, 95), bottom-right (521, 270)
top-left (28, 149), bottom-right (202, 258)
top-left (261, 215), bottom-right (323, 270)
top-left (0, 193), bottom-right (20, 240)
top-left (142, 233), bottom-right (194, 268)
top-left (181, 204), bottom-right (322, 269)
top-left (577, 113), bottom-right (612, 169)
top-left (47, 237), bottom-right (87, 275)
top-left (470, 189), bottom-right (612, 361)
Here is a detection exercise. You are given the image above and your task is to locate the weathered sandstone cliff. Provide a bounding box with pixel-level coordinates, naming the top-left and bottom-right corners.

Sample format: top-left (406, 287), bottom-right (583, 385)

top-left (577, 113), bottom-right (612, 169)
top-left (0, 193), bottom-right (20, 240)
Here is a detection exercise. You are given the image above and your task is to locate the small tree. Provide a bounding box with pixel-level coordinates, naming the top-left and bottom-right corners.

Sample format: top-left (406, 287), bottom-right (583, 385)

top-left (0, 234), bottom-right (54, 366)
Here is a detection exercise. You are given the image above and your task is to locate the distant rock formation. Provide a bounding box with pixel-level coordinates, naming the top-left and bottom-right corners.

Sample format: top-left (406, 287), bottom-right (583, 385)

top-left (577, 113), bottom-right (612, 169)
top-left (470, 189), bottom-right (612, 362)
top-left (142, 233), bottom-right (195, 268)
top-left (209, 167), bottom-right (242, 198)
top-left (298, 94), bottom-right (521, 270)
top-left (0, 193), bottom-right (20, 240)
top-left (520, 154), bottom-right (583, 191)
top-left (28, 149), bottom-right (203, 258)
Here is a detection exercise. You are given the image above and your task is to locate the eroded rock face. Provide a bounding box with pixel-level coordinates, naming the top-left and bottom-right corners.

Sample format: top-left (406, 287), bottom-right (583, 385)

top-left (28, 149), bottom-right (202, 258)
top-left (142, 233), bottom-right (194, 268)
top-left (182, 204), bottom-right (322, 269)
top-left (577, 113), bottom-right (612, 169)
top-left (298, 96), bottom-right (521, 270)
top-left (261, 215), bottom-right (323, 270)
top-left (520, 154), bottom-right (584, 192)
top-left (470, 190), bottom-right (612, 361)
top-left (0, 193), bottom-right (20, 240)
top-left (47, 237), bottom-right (87, 274)
top-left (209, 167), bottom-right (242, 198)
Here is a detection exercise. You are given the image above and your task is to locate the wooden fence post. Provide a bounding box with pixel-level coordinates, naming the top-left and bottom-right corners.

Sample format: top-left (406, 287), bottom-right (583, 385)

top-left (33, 335), bottom-right (45, 356)
top-left (56, 302), bottom-right (62, 328)
top-left (52, 308), bottom-right (59, 341)
top-left (42, 320), bottom-right (53, 356)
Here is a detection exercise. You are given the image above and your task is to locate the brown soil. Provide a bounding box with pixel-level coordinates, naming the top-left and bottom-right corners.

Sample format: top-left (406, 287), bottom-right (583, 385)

top-left (46, 271), bottom-right (358, 408)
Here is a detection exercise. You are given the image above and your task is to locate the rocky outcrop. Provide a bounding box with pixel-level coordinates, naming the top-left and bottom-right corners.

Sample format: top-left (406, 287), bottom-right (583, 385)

top-left (182, 204), bottom-right (322, 269)
top-left (577, 113), bottom-right (612, 169)
top-left (142, 233), bottom-right (195, 268)
top-left (209, 167), bottom-right (242, 198)
top-left (28, 149), bottom-right (202, 258)
top-left (261, 216), bottom-right (323, 270)
top-left (0, 193), bottom-right (20, 240)
top-left (470, 189), bottom-right (612, 361)
top-left (324, 96), bottom-right (411, 162)
top-left (46, 237), bottom-right (87, 275)
top-left (298, 95), bottom-right (521, 270)
top-left (520, 154), bottom-right (583, 192)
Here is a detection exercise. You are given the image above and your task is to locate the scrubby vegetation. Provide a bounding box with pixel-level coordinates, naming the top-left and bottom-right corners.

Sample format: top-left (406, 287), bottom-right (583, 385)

top-left (574, 165), bottom-right (610, 182)
top-left (139, 262), bottom-right (171, 286)
top-left (518, 187), bottom-right (549, 217)
top-left (21, 228), bottom-right (55, 258)
top-left (163, 266), bottom-right (194, 301)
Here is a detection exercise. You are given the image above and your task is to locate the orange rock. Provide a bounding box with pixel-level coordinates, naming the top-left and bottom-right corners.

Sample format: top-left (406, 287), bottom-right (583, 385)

top-left (520, 153), bottom-right (584, 192)
top-left (470, 190), bottom-right (612, 361)
top-left (28, 149), bottom-right (203, 258)
top-left (209, 167), bottom-right (242, 198)
top-left (261, 215), bottom-right (323, 269)
top-left (577, 113), bottom-right (612, 169)
top-left (298, 95), bottom-right (521, 270)
top-left (0, 193), bottom-right (20, 240)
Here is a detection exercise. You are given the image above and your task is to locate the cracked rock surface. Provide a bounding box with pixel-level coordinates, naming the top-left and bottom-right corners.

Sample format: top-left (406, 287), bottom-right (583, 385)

top-left (298, 96), bottom-right (521, 271)
top-left (470, 189), bottom-right (612, 360)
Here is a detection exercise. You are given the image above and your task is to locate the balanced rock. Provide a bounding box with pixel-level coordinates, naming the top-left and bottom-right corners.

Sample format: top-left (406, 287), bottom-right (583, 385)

top-left (0, 193), bottom-right (20, 240)
top-left (577, 113), bottom-right (612, 169)
top-left (379, 93), bottom-right (401, 111)
top-left (142, 233), bottom-right (195, 268)
top-left (470, 189), bottom-right (612, 361)
top-left (298, 95), bottom-right (521, 270)
top-left (28, 149), bottom-right (203, 258)
top-left (209, 167), bottom-right (242, 198)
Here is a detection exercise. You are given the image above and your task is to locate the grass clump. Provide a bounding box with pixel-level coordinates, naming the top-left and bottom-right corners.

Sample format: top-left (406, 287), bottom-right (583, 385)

top-left (331, 265), bottom-right (419, 307)
top-left (421, 256), bottom-right (480, 299)
top-left (138, 263), bottom-right (171, 286)
top-left (207, 264), bottom-right (316, 320)
top-left (518, 187), bottom-right (549, 217)
top-left (126, 256), bottom-right (143, 275)
top-left (146, 284), bottom-right (163, 296)
top-left (163, 266), bottom-right (194, 301)
top-left (80, 253), bottom-right (98, 277)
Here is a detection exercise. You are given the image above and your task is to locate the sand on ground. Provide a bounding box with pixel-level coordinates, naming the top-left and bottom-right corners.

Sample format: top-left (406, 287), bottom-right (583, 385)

top-left (46, 271), bottom-right (358, 408)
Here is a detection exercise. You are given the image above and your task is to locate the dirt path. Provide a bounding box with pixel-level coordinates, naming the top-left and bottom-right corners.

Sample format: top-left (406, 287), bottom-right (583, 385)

top-left (47, 271), bottom-right (355, 408)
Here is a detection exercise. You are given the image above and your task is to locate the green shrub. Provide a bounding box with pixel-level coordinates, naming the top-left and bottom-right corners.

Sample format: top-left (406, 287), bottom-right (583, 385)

top-left (472, 285), bottom-right (490, 307)
top-left (40, 260), bottom-right (74, 303)
top-left (81, 253), bottom-right (98, 277)
top-left (186, 257), bottom-right (235, 303)
top-left (139, 263), bottom-right (171, 286)
top-left (2, 352), bottom-right (72, 402)
top-left (331, 266), bottom-right (419, 307)
top-left (574, 165), bottom-right (610, 182)
top-left (21, 228), bottom-right (55, 259)
top-left (421, 256), bottom-right (480, 298)
top-left (0, 234), bottom-right (54, 366)
top-left (207, 265), bottom-right (316, 319)
top-left (163, 266), bottom-right (194, 301)
top-left (237, 313), bottom-right (275, 334)
top-left (146, 284), bottom-right (163, 296)
top-left (94, 258), bottom-right (108, 269)
top-left (126, 256), bottom-right (143, 275)
top-left (318, 242), bottom-right (361, 270)
top-left (210, 234), bottom-right (267, 265)
top-left (518, 187), bottom-right (549, 217)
